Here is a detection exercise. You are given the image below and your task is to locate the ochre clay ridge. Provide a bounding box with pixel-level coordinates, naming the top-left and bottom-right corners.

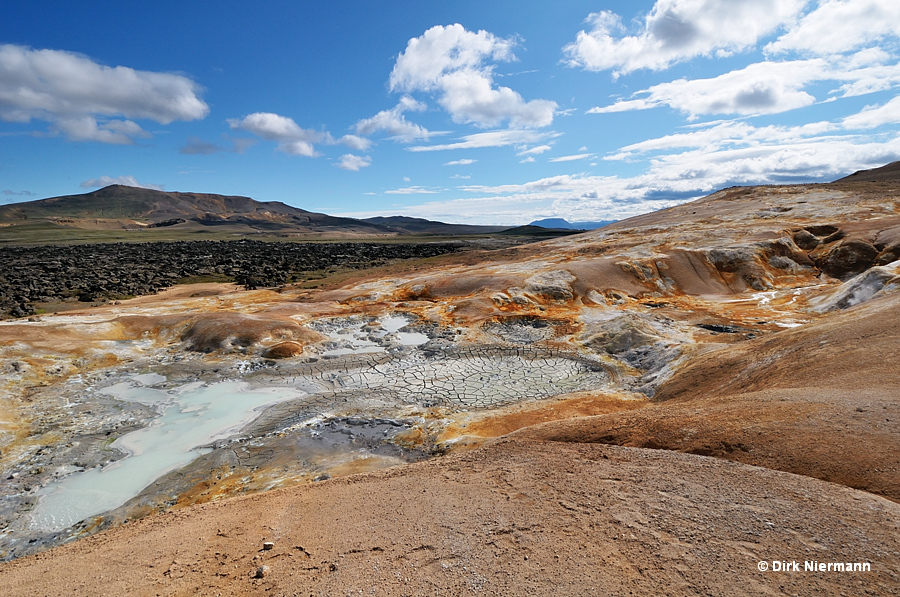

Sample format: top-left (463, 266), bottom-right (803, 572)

top-left (0, 171), bottom-right (899, 593)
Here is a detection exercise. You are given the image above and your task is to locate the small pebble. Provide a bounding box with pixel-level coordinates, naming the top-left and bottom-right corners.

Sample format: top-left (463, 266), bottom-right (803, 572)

top-left (254, 565), bottom-right (270, 578)
top-left (263, 542), bottom-right (274, 550)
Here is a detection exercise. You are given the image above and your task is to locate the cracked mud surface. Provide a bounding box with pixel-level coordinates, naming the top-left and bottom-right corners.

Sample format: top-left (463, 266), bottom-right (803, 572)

top-left (1, 179), bottom-right (899, 594)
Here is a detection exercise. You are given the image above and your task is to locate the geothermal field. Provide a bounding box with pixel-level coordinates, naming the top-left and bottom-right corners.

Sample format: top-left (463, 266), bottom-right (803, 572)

top-left (0, 172), bottom-right (899, 595)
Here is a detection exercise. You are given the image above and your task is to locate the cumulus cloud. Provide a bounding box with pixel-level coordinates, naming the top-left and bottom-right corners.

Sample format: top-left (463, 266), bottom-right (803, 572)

top-left (408, 129), bottom-right (555, 152)
top-left (354, 96), bottom-right (430, 142)
top-left (228, 112), bottom-right (330, 157)
top-left (2, 189), bottom-right (35, 197)
top-left (337, 134), bottom-right (372, 151)
top-left (389, 24), bottom-right (556, 128)
top-left (0, 44), bottom-right (208, 143)
top-left (444, 158), bottom-right (476, 166)
top-left (564, 0), bottom-right (807, 76)
top-left (80, 175), bottom-right (165, 191)
top-left (589, 60), bottom-right (825, 117)
top-left (336, 154), bottom-right (372, 171)
top-left (767, 0), bottom-right (900, 56)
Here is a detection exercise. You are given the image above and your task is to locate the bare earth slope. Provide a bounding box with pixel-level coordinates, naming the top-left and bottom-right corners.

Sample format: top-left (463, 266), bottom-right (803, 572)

top-left (1, 441), bottom-right (898, 596)
top-left (514, 290), bottom-right (900, 501)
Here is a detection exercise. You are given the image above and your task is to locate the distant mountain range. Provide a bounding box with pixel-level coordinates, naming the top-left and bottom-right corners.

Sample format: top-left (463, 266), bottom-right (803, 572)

top-left (529, 218), bottom-right (617, 230)
top-left (0, 185), bottom-right (518, 241)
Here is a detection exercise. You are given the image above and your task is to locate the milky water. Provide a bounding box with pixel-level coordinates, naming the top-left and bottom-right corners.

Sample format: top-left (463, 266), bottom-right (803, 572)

top-left (380, 315), bottom-right (429, 346)
top-left (318, 314), bottom-right (428, 356)
top-left (31, 379), bottom-right (305, 532)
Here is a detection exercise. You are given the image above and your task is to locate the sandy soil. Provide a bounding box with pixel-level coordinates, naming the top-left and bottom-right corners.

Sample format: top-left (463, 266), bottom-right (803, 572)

top-left (1, 439), bottom-right (897, 596)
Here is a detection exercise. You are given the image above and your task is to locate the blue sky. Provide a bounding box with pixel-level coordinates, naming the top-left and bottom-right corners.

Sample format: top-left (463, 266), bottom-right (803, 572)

top-left (2, 0), bottom-right (899, 225)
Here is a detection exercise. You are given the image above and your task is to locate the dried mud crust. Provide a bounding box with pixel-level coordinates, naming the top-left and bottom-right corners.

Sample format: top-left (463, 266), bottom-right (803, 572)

top-left (0, 336), bottom-right (616, 561)
top-left (0, 441), bottom-right (898, 596)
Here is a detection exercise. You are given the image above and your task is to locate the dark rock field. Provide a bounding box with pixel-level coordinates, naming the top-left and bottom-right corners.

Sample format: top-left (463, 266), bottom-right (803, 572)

top-left (0, 240), bottom-right (462, 318)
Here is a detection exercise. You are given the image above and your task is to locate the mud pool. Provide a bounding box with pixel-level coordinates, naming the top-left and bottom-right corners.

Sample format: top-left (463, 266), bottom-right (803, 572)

top-left (3, 314), bottom-right (614, 559)
top-left (30, 379), bottom-right (306, 532)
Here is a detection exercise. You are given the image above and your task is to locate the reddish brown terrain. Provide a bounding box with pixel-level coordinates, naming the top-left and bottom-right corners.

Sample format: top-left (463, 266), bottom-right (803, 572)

top-left (0, 173), bottom-right (899, 595)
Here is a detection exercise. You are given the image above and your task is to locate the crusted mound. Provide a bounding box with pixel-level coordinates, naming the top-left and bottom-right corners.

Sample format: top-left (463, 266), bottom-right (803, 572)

top-left (513, 291), bottom-right (900, 501)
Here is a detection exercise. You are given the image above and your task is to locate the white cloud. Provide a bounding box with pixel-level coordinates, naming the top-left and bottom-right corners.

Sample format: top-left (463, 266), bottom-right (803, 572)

top-left (460, 175), bottom-right (584, 195)
top-left (338, 134), bottom-right (372, 151)
top-left (228, 112), bottom-right (328, 157)
top-left (53, 116), bottom-right (151, 144)
top-left (384, 186), bottom-right (442, 194)
top-left (0, 44), bottom-right (207, 143)
top-left (589, 60), bottom-right (826, 117)
top-left (345, 128), bottom-right (900, 225)
top-left (549, 153), bottom-right (595, 162)
top-left (606, 120), bottom-right (838, 159)
top-left (767, 0), bottom-right (900, 56)
top-left (336, 154), bottom-right (372, 171)
top-left (80, 175), bottom-right (165, 191)
top-left (408, 129), bottom-right (555, 152)
top-left (516, 144), bottom-right (552, 156)
top-left (389, 24), bottom-right (556, 128)
top-left (354, 96), bottom-right (431, 142)
top-left (831, 60), bottom-right (900, 97)
top-left (444, 158), bottom-right (477, 165)
top-left (842, 94), bottom-right (900, 128)
top-left (564, 0), bottom-right (808, 76)
top-left (520, 156), bottom-right (536, 163)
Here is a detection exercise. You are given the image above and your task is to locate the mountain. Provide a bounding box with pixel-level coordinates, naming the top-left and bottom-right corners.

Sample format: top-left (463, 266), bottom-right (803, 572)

top-left (529, 217), bottom-right (617, 230)
top-left (834, 160), bottom-right (900, 183)
top-left (360, 215), bottom-right (509, 235)
top-left (0, 185), bottom-right (514, 242)
top-left (0, 184), bottom-right (386, 232)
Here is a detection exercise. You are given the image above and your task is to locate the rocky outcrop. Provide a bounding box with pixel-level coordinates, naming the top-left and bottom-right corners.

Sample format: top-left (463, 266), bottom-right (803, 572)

top-left (813, 261), bottom-right (900, 312)
top-left (815, 238), bottom-right (879, 279)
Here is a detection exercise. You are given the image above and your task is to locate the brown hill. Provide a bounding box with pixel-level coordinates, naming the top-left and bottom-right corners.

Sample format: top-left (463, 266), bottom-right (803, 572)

top-left (0, 185), bottom-right (393, 234)
top-left (0, 185), bottom-right (514, 240)
top-left (835, 159), bottom-right (900, 183)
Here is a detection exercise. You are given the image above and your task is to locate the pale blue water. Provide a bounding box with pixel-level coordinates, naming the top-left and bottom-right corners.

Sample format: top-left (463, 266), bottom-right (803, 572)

top-left (31, 380), bottom-right (304, 532)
